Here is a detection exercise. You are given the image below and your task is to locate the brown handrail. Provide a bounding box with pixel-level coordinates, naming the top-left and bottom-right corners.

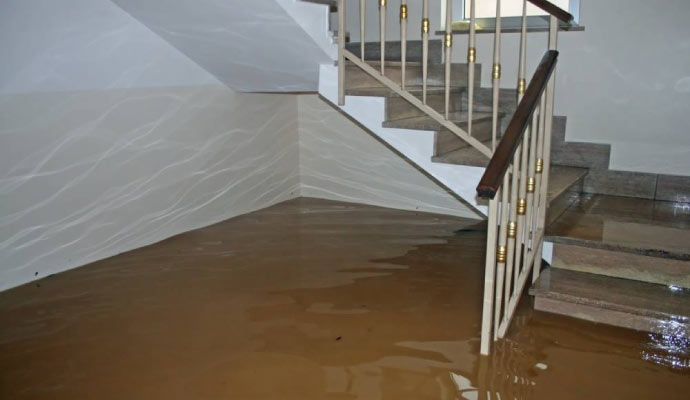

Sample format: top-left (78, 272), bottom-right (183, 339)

top-left (527, 0), bottom-right (574, 23)
top-left (476, 50), bottom-right (559, 199)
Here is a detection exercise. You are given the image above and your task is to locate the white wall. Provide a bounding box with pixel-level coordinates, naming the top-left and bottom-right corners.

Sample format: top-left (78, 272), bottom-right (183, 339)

top-left (347, 0), bottom-right (690, 176)
top-left (298, 94), bottom-right (481, 219)
top-left (0, 0), bottom-right (300, 291)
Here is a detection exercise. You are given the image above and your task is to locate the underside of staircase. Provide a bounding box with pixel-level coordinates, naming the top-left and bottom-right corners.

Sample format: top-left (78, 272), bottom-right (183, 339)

top-left (319, 37), bottom-right (690, 339)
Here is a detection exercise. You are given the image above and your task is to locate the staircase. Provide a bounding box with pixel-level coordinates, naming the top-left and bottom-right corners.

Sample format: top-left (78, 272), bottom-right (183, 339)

top-left (311, 0), bottom-right (690, 355)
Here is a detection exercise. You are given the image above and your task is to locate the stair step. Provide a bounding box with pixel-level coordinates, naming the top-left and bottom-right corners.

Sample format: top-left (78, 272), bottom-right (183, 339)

top-left (546, 194), bottom-right (690, 287)
top-left (347, 40), bottom-right (443, 64)
top-left (345, 85), bottom-right (462, 97)
top-left (345, 62), bottom-right (479, 90)
top-left (530, 268), bottom-right (690, 336)
top-left (383, 110), bottom-right (493, 130)
top-left (546, 194), bottom-right (690, 261)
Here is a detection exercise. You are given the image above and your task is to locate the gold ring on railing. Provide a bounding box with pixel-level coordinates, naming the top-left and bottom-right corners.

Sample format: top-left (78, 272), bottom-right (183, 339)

top-left (468, 47), bottom-right (476, 63)
top-left (380, 0), bottom-right (386, 7)
top-left (508, 221), bottom-right (517, 239)
top-left (497, 246), bottom-right (507, 263)
top-left (492, 63), bottom-right (501, 80)
top-left (517, 78), bottom-right (526, 95)
top-left (536, 158), bottom-right (544, 174)
top-left (517, 198), bottom-right (527, 215)
top-left (400, 5), bottom-right (407, 20)
top-left (445, 33), bottom-right (452, 48)
top-left (527, 177), bottom-right (536, 193)
top-left (422, 18), bottom-right (430, 34)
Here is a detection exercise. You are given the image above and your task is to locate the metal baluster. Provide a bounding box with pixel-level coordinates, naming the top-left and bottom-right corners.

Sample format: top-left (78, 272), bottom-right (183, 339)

top-left (444, 0), bottom-right (453, 119)
top-left (421, 0), bottom-right (429, 104)
top-left (480, 196), bottom-right (499, 355)
top-left (360, 0), bottom-right (366, 60)
top-left (467, 0), bottom-right (476, 136)
top-left (400, 0), bottom-right (407, 88)
top-left (491, 0), bottom-right (502, 150)
top-left (338, 0), bottom-right (346, 105)
top-left (533, 15), bottom-right (559, 282)
top-left (503, 150), bottom-right (520, 323)
top-left (494, 177), bottom-right (510, 339)
top-left (380, 0), bottom-right (386, 74)
top-left (517, 0), bottom-right (527, 100)
top-left (514, 123), bottom-right (530, 287)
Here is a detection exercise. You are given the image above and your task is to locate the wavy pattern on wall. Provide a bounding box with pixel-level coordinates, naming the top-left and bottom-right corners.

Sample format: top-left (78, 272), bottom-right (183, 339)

top-left (298, 94), bottom-right (480, 219)
top-left (0, 85), bottom-right (300, 291)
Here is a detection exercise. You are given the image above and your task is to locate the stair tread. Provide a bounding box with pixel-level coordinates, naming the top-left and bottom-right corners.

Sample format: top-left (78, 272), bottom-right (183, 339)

top-left (383, 111), bottom-right (494, 130)
top-left (547, 165), bottom-right (588, 204)
top-left (346, 85), bottom-right (465, 97)
top-left (530, 267), bottom-right (690, 321)
top-left (432, 150), bottom-right (586, 204)
top-left (546, 194), bottom-right (690, 261)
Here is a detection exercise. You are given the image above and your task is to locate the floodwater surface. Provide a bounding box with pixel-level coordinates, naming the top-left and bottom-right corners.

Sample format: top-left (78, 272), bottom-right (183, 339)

top-left (0, 198), bottom-right (688, 399)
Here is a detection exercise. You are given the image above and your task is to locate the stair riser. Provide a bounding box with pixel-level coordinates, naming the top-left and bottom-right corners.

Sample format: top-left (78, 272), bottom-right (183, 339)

top-left (347, 41), bottom-right (443, 64)
top-left (434, 119), bottom-right (493, 155)
top-left (461, 87), bottom-right (518, 115)
top-left (534, 297), bottom-right (690, 336)
top-left (345, 64), bottom-right (479, 90)
top-left (384, 92), bottom-right (463, 120)
top-left (551, 243), bottom-right (690, 289)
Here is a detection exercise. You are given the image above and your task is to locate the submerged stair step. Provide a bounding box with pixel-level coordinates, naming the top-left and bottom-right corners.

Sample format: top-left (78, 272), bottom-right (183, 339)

top-left (530, 267), bottom-right (690, 336)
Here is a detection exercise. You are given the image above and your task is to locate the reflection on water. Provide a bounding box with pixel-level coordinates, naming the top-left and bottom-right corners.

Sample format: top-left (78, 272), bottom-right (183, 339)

top-left (642, 319), bottom-right (690, 370)
top-left (0, 198), bottom-right (688, 399)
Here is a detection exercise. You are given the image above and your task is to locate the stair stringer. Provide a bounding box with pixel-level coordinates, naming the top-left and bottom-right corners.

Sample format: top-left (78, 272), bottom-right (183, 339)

top-left (319, 63), bottom-right (488, 216)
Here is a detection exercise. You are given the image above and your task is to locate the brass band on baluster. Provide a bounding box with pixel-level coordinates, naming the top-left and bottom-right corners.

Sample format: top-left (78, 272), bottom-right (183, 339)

top-left (468, 47), bottom-right (476, 63)
top-left (517, 78), bottom-right (526, 95)
top-left (445, 33), bottom-right (452, 48)
top-left (492, 63), bottom-right (501, 80)
top-left (508, 221), bottom-right (517, 239)
top-left (517, 198), bottom-right (527, 215)
top-left (497, 246), bottom-right (507, 263)
top-left (380, 0), bottom-right (386, 6)
top-left (527, 177), bottom-right (536, 193)
top-left (536, 158), bottom-right (544, 174)
top-left (400, 4), bottom-right (407, 20)
top-left (422, 18), bottom-right (430, 34)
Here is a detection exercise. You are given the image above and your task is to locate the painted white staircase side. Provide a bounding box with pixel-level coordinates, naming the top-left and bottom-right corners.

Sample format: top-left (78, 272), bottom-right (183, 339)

top-left (318, 64), bottom-right (488, 216)
top-left (110, 0), bottom-right (333, 92)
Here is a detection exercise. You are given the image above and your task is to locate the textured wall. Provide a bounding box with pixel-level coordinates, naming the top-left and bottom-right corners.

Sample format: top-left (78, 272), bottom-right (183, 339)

top-left (298, 94), bottom-right (481, 219)
top-left (0, 87), bottom-right (300, 292)
top-left (0, 0), bottom-right (301, 291)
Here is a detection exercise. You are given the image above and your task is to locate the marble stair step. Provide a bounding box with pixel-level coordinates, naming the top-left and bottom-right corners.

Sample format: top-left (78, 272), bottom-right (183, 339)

top-left (345, 61), bottom-right (479, 90)
top-left (382, 110), bottom-right (493, 131)
top-left (530, 267), bottom-right (690, 336)
top-left (546, 193), bottom-right (690, 288)
top-left (347, 40), bottom-right (443, 64)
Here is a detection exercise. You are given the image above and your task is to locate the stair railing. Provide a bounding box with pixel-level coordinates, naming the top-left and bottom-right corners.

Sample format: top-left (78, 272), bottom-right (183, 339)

top-left (336, 0), bottom-right (573, 355)
top-left (476, 2), bottom-right (573, 356)
top-left (337, 0), bottom-right (493, 158)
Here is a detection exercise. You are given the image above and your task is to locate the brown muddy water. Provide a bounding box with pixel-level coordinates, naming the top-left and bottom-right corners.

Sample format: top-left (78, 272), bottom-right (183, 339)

top-left (0, 198), bottom-right (688, 399)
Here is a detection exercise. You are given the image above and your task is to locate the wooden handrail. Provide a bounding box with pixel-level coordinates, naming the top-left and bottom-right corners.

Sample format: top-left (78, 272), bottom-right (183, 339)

top-left (476, 50), bottom-right (559, 199)
top-left (527, 0), bottom-right (574, 23)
